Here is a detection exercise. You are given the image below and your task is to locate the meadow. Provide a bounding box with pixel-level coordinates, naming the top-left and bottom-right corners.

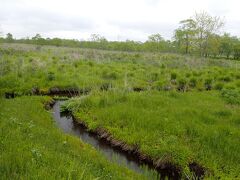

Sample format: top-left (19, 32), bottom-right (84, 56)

top-left (0, 96), bottom-right (154, 179)
top-left (1, 43), bottom-right (240, 96)
top-left (1, 43), bottom-right (240, 179)
top-left (64, 90), bottom-right (240, 179)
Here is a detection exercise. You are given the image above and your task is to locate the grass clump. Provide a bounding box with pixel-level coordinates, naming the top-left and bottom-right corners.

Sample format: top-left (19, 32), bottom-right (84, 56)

top-left (170, 72), bottom-right (177, 80)
top-left (65, 91), bottom-right (240, 179)
top-left (214, 82), bottom-right (224, 90)
top-left (1, 43), bottom-right (240, 179)
top-left (0, 96), bottom-right (151, 179)
top-left (1, 43), bottom-right (240, 95)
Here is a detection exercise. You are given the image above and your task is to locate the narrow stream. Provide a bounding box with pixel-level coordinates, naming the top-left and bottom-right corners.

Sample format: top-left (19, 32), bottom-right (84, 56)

top-left (52, 101), bottom-right (155, 176)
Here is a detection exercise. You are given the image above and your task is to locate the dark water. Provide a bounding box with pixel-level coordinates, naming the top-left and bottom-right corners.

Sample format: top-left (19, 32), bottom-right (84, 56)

top-left (52, 101), bottom-right (154, 175)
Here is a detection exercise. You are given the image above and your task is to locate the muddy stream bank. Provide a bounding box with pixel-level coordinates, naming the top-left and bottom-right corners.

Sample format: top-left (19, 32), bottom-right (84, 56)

top-left (52, 101), bottom-right (162, 178)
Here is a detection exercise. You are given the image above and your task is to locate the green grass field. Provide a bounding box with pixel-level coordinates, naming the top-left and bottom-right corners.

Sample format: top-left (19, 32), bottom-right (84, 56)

top-left (0, 96), bottom-right (155, 179)
top-left (1, 43), bottom-right (240, 96)
top-left (0, 43), bottom-right (240, 179)
top-left (64, 90), bottom-right (240, 178)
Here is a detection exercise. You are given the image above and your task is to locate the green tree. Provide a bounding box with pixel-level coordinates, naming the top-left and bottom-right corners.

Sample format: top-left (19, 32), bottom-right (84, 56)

top-left (175, 12), bottom-right (224, 56)
top-left (219, 33), bottom-right (235, 58)
top-left (174, 19), bottom-right (196, 54)
top-left (6, 33), bottom-right (13, 42)
top-left (90, 34), bottom-right (107, 42)
top-left (32, 34), bottom-right (46, 45)
top-left (32, 34), bottom-right (42, 40)
top-left (148, 33), bottom-right (164, 42)
top-left (51, 38), bottom-right (62, 46)
top-left (207, 34), bottom-right (221, 57)
top-left (146, 33), bottom-right (165, 51)
top-left (0, 27), bottom-right (2, 38)
top-left (193, 11), bottom-right (224, 57)
top-left (0, 28), bottom-right (3, 44)
top-left (232, 37), bottom-right (240, 60)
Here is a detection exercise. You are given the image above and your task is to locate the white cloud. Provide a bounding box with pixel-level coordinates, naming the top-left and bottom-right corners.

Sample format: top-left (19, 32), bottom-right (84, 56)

top-left (0, 0), bottom-right (239, 41)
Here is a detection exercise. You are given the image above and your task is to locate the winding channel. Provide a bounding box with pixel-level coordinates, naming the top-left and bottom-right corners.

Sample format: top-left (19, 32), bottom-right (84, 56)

top-left (52, 101), bottom-right (156, 176)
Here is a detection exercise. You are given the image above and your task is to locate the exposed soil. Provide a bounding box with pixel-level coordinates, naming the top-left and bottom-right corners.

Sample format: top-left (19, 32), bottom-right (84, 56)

top-left (70, 114), bottom-right (206, 179)
top-left (4, 87), bottom-right (90, 99)
top-left (39, 87), bottom-right (90, 97)
top-left (133, 87), bottom-right (145, 92)
top-left (189, 162), bottom-right (206, 178)
top-left (6, 94), bottom-right (207, 179)
top-left (5, 92), bottom-right (15, 99)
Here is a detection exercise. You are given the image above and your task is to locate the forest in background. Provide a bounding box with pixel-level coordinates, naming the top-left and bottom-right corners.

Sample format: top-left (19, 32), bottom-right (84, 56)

top-left (1, 12), bottom-right (240, 59)
top-left (1, 10), bottom-right (240, 179)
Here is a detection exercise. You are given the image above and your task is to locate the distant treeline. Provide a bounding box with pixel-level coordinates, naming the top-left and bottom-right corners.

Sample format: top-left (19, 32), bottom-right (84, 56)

top-left (1, 12), bottom-right (240, 59)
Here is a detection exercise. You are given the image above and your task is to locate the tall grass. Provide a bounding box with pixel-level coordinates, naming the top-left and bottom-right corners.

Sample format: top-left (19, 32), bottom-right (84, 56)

top-left (0, 96), bottom-right (151, 179)
top-left (1, 43), bottom-right (240, 178)
top-left (1, 43), bottom-right (240, 96)
top-left (64, 90), bottom-right (240, 178)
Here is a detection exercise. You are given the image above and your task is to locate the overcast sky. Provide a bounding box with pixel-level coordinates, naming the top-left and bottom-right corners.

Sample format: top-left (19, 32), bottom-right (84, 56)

top-left (0, 0), bottom-right (239, 41)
